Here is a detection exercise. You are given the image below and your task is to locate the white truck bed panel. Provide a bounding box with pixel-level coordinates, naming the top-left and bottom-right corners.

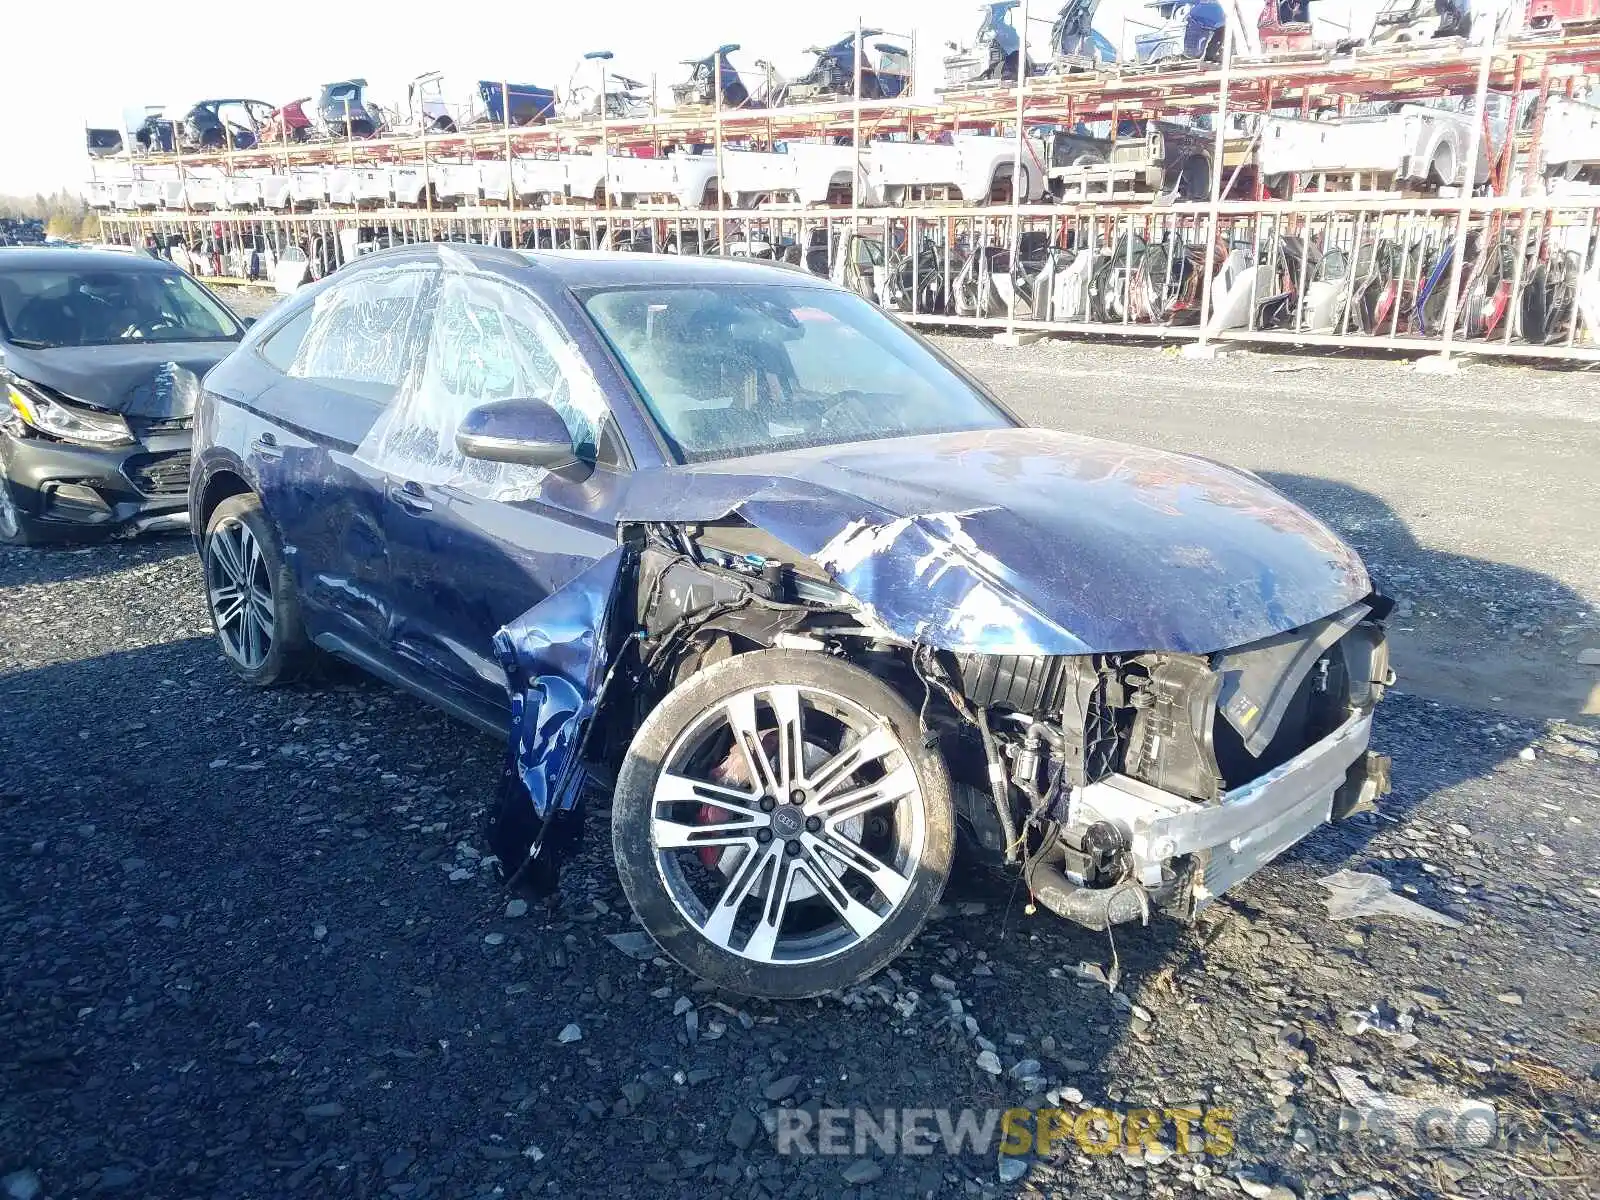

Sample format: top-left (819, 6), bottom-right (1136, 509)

top-left (326, 169), bottom-right (355, 206)
top-left (183, 175), bottom-right (222, 208)
top-left (224, 177), bottom-right (262, 208)
top-left (1260, 106), bottom-right (1488, 185)
top-left (260, 175), bottom-right (294, 208)
top-left (1543, 97), bottom-right (1600, 170)
top-left (510, 158), bottom-right (569, 197)
top-left (431, 163), bottom-right (481, 200)
top-left (722, 143), bottom-right (865, 205)
top-left (390, 168), bottom-right (427, 205)
top-left (561, 155), bottom-right (607, 201)
top-left (290, 170), bottom-right (327, 204)
top-left (479, 162), bottom-right (511, 201)
top-left (352, 169), bottom-right (394, 203)
top-left (609, 154), bottom-right (718, 208)
top-left (868, 135), bottom-right (1047, 202)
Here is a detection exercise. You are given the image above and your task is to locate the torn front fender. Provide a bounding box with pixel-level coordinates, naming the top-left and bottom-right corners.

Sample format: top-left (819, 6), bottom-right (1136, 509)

top-left (488, 546), bottom-right (630, 891)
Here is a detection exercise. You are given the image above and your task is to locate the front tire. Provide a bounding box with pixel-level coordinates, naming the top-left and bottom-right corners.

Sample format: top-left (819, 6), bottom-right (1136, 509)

top-left (612, 649), bottom-right (955, 999)
top-left (0, 463), bottom-right (35, 546)
top-left (202, 493), bottom-right (310, 686)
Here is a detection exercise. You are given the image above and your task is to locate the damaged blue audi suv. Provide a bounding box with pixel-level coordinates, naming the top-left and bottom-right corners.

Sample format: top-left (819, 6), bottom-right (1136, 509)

top-left (191, 243), bottom-right (1393, 999)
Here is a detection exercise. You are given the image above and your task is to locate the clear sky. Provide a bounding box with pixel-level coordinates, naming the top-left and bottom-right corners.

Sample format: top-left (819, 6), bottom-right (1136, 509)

top-left (3, 0), bottom-right (1407, 195)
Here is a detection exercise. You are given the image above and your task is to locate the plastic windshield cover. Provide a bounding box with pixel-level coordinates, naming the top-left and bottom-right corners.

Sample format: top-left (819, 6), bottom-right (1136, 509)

top-left (354, 246), bottom-right (610, 501)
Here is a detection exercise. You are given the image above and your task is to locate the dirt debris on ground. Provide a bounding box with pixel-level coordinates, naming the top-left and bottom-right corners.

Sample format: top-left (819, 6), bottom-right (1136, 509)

top-left (3, 330), bottom-right (1597, 1199)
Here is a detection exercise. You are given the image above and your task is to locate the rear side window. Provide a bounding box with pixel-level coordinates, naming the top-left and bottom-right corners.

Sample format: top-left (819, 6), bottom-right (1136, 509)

top-left (281, 267), bottom-right (433, 404)
top-left (257, 306), bottom-right (313, 372)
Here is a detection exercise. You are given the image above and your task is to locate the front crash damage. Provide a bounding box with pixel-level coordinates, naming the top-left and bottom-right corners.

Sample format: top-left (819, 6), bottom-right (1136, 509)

top-left (486, 548), bottom-right (629, 896)
top-left (1014, 608), bottom-right (1393, 930)
top-left (487, 429), bottom-right (1393, 951)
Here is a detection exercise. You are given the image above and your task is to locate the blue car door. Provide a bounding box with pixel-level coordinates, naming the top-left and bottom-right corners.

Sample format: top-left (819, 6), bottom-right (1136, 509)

top-left (374, 268), bottom-right (627, 727)
top-left (245, 263), bottom-right (436, 655)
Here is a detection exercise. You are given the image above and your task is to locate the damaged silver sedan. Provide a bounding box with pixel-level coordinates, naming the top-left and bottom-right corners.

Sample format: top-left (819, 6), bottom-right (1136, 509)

top-left (191, 243), bottom-right (1392, 999)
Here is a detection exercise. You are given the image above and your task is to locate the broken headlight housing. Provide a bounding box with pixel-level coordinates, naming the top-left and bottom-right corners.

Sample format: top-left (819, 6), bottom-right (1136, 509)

top-left (4, 376), bottom-right (135, 447)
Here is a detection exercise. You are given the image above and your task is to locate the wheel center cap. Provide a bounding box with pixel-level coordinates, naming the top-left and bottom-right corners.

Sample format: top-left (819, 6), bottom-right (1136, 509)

top-left (769, 804), bottom-right (805, 840)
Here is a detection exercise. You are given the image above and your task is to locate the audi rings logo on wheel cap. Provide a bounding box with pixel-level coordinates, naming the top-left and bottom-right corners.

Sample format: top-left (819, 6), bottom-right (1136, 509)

top-left (771, 805), bottom-right (805, 838)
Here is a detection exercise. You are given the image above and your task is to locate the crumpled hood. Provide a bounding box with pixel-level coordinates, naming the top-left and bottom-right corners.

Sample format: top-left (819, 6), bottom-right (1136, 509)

top-left (620, 427), bottom-right (1370, 655)
top-left (2, 342), bottom-right (231, 418)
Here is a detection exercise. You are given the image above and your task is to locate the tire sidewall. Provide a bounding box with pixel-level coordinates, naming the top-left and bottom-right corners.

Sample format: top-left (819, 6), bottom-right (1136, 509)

top-left (611, 648), bottom-right (955, 999)
top-left (0, 467), bottom-right (28, 546)
top-left (202, 493), bottom-right (305, 686)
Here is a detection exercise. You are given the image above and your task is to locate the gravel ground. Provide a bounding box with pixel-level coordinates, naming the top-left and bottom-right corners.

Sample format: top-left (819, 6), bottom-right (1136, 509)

top-left (3, 327), bottom-right (1597, 1200)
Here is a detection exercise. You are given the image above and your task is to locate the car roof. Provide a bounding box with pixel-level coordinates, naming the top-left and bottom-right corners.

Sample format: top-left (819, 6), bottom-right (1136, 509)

top-left (515, 249), bottom-right (822, 288)
top-left (332, 242), bottom-right (827, 291)
top-left (0, 247), bottom-right (180, 274)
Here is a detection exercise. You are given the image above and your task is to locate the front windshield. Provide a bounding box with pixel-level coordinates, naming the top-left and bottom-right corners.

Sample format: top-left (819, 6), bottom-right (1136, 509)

top-left (582, 284), bottom-right (1012, 462)
top-left (0, 267), bottom-right (241, 349)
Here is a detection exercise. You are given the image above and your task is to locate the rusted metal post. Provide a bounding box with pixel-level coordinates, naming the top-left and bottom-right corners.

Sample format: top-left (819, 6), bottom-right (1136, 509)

top-left (1497, 54), bottom-right (1523, 195)
top-left (1522, 62), bottom-right (1551, 196)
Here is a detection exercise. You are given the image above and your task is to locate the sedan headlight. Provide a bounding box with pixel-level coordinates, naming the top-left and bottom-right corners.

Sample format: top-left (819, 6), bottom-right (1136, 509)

top-left (5, 378), bottom-right (134, 447)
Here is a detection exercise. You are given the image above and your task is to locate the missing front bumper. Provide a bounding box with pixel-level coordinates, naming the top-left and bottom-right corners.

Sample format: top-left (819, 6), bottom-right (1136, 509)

top-left (1029, 710), bottom-right (1387, 928)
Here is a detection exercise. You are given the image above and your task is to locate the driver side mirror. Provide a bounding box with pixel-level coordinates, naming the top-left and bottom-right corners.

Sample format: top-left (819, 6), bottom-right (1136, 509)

top-left (456, 398), bottom-right (580, 469)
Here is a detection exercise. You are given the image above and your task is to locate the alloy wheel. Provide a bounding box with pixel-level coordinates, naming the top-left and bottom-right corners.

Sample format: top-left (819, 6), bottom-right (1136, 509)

top-left (649, 684), bottom-right (926, 966)
top-left (205, 517), bottom-right (275, 670)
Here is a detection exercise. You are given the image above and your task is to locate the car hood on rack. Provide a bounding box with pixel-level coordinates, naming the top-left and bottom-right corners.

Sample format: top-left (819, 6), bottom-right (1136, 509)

top-left (2, 342), bottom-right (233, 418)
top-left (619, 426), bottom-right (1371, 656)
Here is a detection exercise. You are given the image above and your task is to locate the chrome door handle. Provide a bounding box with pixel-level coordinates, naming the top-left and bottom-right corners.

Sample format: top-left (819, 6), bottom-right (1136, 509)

top-left (389, 481), bottom-right (433, 513)
top-left (249, 433), bottom-right (284, 460)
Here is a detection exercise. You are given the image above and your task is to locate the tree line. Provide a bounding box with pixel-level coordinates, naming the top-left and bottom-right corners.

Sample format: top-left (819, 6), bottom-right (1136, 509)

top-left (0, 190), bottom-right (101, 241)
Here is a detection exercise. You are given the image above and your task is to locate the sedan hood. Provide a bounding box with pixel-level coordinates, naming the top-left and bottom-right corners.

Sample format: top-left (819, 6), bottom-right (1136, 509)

top-left (2, 342), bottom-right (234, 418)
top-left (620, 427), bottom-right (1370, 655)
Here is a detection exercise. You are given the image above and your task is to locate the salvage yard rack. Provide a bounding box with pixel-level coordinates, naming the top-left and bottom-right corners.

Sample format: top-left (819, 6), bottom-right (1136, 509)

top-left (91, 21), bottom-right (1600, 366)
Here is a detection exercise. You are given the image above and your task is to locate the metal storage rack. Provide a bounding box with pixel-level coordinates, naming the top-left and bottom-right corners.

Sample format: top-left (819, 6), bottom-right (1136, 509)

top-left (91, 19), bottom-right (1600, 364)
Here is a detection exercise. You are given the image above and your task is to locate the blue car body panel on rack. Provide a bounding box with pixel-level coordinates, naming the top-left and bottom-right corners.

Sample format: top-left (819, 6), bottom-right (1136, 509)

top-left (478, 82), bottom-right (558, 125)
top-left (1134, 1), bottom-right (1227, 62)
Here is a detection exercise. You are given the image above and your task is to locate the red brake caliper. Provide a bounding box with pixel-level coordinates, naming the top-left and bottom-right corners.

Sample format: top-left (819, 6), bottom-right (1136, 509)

top-left (697, 805), bottom-right (731, 867)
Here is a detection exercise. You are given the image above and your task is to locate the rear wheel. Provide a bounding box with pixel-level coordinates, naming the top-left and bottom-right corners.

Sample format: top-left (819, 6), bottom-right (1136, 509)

top-left (612, 649), bottom-right (955, 999)
top-left (202, 493), bottom-right (311, 686)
